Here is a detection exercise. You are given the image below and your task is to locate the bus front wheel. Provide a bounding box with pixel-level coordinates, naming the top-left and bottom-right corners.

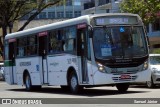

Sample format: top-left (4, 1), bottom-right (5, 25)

top-left (116, 83), bottom-right (129, 93)
top-left (69, 72), bottom-right (82, 94)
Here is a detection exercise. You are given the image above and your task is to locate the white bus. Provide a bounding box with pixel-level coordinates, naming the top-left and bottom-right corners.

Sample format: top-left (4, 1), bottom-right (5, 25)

top-left (4, 13), bottom-right (150, 93)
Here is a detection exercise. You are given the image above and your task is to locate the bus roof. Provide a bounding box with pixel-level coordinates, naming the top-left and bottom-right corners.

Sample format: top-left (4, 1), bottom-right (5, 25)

top-left (5, 15), bottom-right (90, 40)
top-left (90, 13), bottom-right (140, 19)
top-left (5, 13), bottom-right (140, 40)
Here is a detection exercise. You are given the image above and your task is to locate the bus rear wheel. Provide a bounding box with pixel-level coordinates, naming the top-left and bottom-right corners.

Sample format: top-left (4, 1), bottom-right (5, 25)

top-left (69, 72), bottom-right (82, 94)
top-left (25, 73), bottom-right (33, 91)
top-left (116, 83), bottom-right (129, 93)
top-left (25, 73), bottom-right (41, 91)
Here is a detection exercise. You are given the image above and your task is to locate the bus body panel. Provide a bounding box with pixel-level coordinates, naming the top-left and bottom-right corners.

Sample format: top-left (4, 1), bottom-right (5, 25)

top-left (86, 61), bottom-right (94, 85)
top-left (4, 59), bottom-right (17, 85)
top-left (47, 54), bottom-right (94, 86)
top-left (4, 67), bottom-right (14, 85)
top-left (15, 57), bottom-right (42, 85)
top-left (17, 73), bottom-right (23, 85)
top-left (47, 54), bottom-right (78, 85)
top-left (43, 59), bottom-right (48, 83)
top-left (13, 66), bottom-right (17, 84)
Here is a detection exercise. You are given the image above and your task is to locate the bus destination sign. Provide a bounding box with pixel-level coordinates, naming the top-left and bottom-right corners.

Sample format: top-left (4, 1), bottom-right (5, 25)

top-left (95, 16), bottom-right (138, 25)
top-left (109, 18), bottom-right (128, 24)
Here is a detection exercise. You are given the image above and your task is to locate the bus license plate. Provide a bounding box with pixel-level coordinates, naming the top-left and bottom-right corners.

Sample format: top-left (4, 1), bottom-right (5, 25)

top-left (120, 75), bottom-right (131, 79)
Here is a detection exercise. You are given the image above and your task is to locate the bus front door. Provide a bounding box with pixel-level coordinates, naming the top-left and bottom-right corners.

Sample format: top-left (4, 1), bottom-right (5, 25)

top-left (38, 35), bottom-right (48, 84)
top-left (77, 28), bottom-right (88, 84)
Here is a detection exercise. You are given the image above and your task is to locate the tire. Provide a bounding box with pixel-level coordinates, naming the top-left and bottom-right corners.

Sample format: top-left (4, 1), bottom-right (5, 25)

top-left (69, 72), bottom-right (83, 94)
top-left (116, 83), bottom-right (129, 93)
top-left (146, 77), bottom-right (155, 88)
top-left (25, 73), bottom-right (42, 91)
top-left (25, 73), bottom-right (33, 91)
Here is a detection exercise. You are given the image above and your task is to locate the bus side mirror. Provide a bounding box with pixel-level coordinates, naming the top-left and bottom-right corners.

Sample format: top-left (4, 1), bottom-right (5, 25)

top-left (88, 25), bottom-right (93, 38)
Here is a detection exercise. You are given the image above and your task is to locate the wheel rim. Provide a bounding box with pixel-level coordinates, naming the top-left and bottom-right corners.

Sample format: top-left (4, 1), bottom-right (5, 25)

top-left (26, 76), bottom-right (30, 89)
top-left (71, 75), bottom-right (77, 90)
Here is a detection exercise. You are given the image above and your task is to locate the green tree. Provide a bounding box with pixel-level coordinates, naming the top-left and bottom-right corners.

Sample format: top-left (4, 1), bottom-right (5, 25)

top-left (120, 0), bottom-right (160, 24)
top-left (0, 0), bottom-right (61, 58)
top-left (150, 49), bottom-right (160, 54)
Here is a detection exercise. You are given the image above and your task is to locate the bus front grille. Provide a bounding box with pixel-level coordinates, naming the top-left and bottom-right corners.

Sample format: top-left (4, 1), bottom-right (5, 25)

top-left (112, 75), bottom-right (137, 82)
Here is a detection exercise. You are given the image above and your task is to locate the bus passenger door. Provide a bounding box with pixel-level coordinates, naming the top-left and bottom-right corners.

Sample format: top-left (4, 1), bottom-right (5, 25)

top-left (38, 34), bottom-right (48, 84)
top-left (5, 40), bottom-right (17, 84)
top-left (77, 28), bottom-right (89, 83)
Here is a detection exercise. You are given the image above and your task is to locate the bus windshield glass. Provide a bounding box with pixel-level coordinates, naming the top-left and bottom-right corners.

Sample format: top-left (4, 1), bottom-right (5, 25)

top-left (93, 26), bottom-right (147, 59)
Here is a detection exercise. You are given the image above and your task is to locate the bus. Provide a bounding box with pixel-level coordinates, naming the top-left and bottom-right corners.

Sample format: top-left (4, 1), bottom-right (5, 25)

top-left (4, 13), bottom-right (150, 94)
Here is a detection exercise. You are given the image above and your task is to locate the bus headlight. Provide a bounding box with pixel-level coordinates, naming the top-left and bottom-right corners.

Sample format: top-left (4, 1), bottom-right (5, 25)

top-left (143, 61), bottom-right (148, 70)
top-left (97, 62), bottom-right (105, 73)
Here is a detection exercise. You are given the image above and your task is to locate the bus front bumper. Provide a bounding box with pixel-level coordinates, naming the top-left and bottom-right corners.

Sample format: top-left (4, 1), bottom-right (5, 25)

top-left (92, 69), bottom-right (151, 85)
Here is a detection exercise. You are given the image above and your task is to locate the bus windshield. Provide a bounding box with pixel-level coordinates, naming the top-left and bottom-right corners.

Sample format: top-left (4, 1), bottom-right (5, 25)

top-left (93, 26), bottom-right (148, 59)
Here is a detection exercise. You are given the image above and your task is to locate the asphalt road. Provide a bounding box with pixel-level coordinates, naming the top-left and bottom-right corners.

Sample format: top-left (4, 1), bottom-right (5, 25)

top-left (0, 81), bottom-right (160, 107)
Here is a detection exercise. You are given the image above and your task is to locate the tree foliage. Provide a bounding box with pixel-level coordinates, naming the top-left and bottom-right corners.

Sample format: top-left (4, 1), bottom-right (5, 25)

top-left (150, 48), bottom-right (160, 54)
top-left (0, 0), bottom-right (61, 57)
top-left (120, 0), bottom-right (160, 24)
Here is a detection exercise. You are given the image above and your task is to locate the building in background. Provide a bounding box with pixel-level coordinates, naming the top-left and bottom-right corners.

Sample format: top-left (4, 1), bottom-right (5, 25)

top-left (82, 0), bottom-right (119, 15)
top-left (19, 0), bottom-right (82, 29)
top-left (81, 0), bottom-right (160, 50)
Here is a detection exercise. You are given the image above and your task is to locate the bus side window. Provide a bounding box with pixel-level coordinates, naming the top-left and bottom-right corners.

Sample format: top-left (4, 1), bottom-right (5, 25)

top-left (63, 26), bottom-right (76, 52)
top-left (58, 29), bottom-right (65, 51)
top-left (49, 30), bottom-right (62, 53)
top-left (64, 39), bottom-right (75, 51)
top-left (27, 35), bottom-right (37, 56)
top-left (49, 33), bottom-right (58, 53)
